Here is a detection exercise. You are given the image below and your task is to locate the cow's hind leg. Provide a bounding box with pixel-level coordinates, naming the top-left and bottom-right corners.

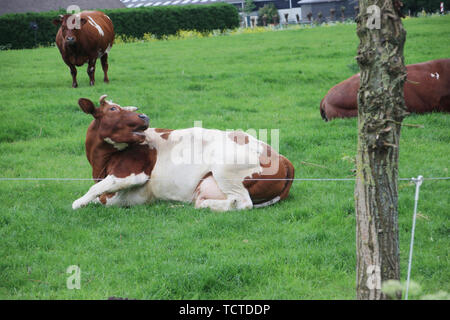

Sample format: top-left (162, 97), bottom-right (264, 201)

top-left (101, 53), bottom-right (109, 83)
top-left (87, 58), bottom-right (97, 86)
top-left (194, 172), bottom-right (253, 212)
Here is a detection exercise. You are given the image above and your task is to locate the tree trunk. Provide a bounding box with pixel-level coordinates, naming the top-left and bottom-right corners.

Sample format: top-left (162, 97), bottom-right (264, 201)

top-left (355, 0), bottom-right (407, 300)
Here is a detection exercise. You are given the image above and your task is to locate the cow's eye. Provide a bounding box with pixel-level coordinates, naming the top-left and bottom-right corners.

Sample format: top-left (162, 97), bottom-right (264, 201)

top-left (110, 107), bottom-right (117, 111)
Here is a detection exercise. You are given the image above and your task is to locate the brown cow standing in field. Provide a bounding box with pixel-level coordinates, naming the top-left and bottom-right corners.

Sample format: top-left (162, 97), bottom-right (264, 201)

top-left (320, 59), bottom-right (450, 121)
top-left (53, 11), bottom-right (114, 88)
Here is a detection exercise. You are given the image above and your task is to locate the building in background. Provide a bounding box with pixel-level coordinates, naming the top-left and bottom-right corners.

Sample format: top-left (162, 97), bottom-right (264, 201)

top-left (120, 0), bottom-right (301, 26)
top-left (297, 0), bottom-right (358, 22)
top-left (0, 0), bottom-right (358, 25)
top-left (0, 0), bottom-right (125, 16)
top-left (229, 0), bottom-right (302, 25)
top-left (119, 0), bottom-right (358, 25)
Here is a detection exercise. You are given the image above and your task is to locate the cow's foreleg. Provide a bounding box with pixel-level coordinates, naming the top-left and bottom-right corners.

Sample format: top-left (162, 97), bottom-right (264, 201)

top-left (69, 64), bottom-right (78, 88)
top-left (87, 58), bottom-right (97, 86)
top-left (72, 173), bottom-right (149, 210)
top-left (101, 53), bottom-right (109, 83)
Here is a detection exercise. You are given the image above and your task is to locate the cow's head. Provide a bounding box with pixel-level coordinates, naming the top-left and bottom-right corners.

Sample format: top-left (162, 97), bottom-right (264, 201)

top-left (53, 14), bottom-right (87, 46)
top-left (79, 95), bottom-right (149, 149)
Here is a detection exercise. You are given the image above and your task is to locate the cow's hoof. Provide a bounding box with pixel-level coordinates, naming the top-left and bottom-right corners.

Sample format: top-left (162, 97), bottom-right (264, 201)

top-left (72, 83), bottom-right (78, 88)
top-left (72, 199), bottom-right (85, 210)
top-left (104, 79), bottom-right (109, 83)
top-left (198, 199), bottom-right (229, 212)
top-left (89, 82), bottom-right (95, 86)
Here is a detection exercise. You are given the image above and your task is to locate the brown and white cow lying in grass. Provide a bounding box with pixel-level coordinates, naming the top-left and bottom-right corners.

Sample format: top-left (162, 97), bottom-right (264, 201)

top-left (53, 11), bottom-right (114, 88)
top-left (72, 95), bottom-right (294, 211)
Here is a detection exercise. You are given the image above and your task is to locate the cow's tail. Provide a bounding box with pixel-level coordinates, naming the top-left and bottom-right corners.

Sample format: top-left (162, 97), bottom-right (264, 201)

top-left (253, 157), bottom-right (295, 209)
top-left (320, 98), bottom-right (328, 122)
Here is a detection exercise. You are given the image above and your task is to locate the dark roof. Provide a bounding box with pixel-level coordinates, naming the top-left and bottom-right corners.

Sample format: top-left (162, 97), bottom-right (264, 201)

top-left (121, 0), bottom-right (282, 8)
top-left (0, 0), bottom-right (125, 16)
top-left (298, 0), bottom-right (359, 4)
top-left (297, 0), bottom-right (344, 4)
top-left (120, 0), bottom-right (230, 7)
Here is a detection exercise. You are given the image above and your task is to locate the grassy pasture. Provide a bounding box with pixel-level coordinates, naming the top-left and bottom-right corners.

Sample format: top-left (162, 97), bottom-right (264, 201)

top-left (0, 16), bottom-right (449, 299)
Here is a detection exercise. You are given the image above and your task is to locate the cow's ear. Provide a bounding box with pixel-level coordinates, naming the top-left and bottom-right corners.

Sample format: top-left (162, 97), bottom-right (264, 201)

top-left (78, 98), bottom-right (98, 117)
top-left (52, 15), bottom-right (63, 26)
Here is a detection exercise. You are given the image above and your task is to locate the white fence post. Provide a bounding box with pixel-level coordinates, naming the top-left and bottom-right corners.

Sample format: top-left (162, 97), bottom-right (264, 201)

top-left (405, 175), bottom-right (423, 300)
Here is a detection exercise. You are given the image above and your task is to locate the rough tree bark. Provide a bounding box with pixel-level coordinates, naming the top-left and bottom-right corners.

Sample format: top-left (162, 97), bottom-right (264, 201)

top-left (355, 0), bottom-right (407, 299)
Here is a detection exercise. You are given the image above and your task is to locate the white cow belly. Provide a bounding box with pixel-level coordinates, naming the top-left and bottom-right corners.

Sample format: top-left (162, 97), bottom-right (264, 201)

top-left (150, 160), bottom-right (209, 202)
top-left (146, 128), bottom-right (263, 204)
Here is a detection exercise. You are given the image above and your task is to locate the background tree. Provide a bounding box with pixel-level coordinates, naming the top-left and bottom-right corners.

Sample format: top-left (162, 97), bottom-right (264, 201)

top-left (355, 0), bottom-right (408, 299)
top-left (330, 8), bottom-right (336, 21)
top-left (257, 4), bottom-right (280, 26)
top-left (243, 0), bottom-right (256, 15)
top-left (317, 11), bottom-right (323, 23)
top-left (242, 0), bottom-right (256, 27)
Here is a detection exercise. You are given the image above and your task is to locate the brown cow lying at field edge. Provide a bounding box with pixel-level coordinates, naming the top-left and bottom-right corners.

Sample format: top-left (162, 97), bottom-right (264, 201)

top-left (53, 11), bottom-right (114, 87)
top-left (72, 95), bottom-right (294, 211)
top-left (320, 59), bottom-right (450, 121)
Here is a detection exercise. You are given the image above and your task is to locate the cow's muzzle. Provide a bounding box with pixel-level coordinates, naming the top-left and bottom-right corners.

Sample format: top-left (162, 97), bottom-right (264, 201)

top-left (138, 114), bottom-right (149, 126)
top-left (65, 37), bottom-right (76, 46)
top-left (133, 114), bottom-right (149, 136)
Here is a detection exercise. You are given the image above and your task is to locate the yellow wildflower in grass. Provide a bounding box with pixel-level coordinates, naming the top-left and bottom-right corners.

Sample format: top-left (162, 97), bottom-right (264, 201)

top-left (115, 34), bottom-right (141, 44)
top-left (114, 19), bottom-right (362, 45)
top-left (142, 33), bottom-right (159, 42)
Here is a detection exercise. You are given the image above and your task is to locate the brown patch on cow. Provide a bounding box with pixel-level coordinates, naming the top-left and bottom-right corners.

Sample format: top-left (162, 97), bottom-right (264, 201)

top-left (160, 133), bottom-right (170, 140)
top-left (105, 146), bottom-right (157, 178)
top-left (155, 128), bottom-right (173, 140)
top-left (243, 144), bottom-right (294, 205)
top-left (259, 146), bottom-right (273, 168)
top-left (228, 131), bottom-right (249, 145)
top-left (99, 192), bottom-right (116, 204)
top-left (155, 128), bottom-right (173, 133)
top-left (242, 172), bottom-right (259, 189)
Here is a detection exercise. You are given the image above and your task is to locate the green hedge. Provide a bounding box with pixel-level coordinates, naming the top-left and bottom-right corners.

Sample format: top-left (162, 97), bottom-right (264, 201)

top-left (0, 3), bottom-right (239, 49)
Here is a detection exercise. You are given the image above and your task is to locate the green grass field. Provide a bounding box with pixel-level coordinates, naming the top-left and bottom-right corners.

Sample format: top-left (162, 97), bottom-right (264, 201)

top-left (0, 15), bottom-right (449, 299)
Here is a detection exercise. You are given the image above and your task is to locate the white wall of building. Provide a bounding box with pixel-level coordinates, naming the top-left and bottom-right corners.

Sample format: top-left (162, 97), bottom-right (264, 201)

top-left (278, 8), bottom-right (302, 24)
